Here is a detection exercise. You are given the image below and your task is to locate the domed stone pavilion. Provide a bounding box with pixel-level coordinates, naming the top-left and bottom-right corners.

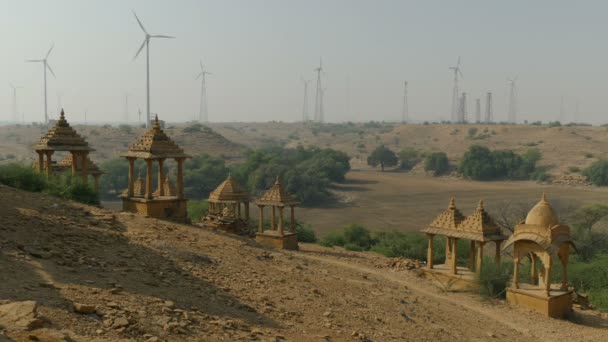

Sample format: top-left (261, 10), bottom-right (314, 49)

top-left (202, 175), bottom-right (251, 234)
top-left (503, 193), bottom-right (575, 318)
top-left (255, 176), bottom-right (300, 250)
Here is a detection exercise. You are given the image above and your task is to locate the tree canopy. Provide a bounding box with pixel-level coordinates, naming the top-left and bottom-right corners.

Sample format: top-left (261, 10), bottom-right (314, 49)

top-left (367, 145), bottom-right (398, 171)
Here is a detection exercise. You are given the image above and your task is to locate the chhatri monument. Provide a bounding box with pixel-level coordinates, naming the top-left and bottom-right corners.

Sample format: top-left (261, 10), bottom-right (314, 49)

top-left (255, 176), bottom-right (300, 250)
top-left (202, 175), bottom-right (251, 234)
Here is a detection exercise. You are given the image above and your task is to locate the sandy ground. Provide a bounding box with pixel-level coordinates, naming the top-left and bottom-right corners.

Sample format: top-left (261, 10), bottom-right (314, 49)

top-left (2, 184), bottom-right (608, 341)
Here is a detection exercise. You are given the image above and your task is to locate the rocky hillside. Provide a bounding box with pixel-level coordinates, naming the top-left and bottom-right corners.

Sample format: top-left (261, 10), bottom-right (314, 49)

top-left (1, 185), bottom-right (607, 341)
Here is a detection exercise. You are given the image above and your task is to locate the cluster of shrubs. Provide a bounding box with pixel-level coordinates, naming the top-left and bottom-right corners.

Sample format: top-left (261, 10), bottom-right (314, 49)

top-left (459, 145), bottom-right (547, 181)
top-left (0, 163), bottom-right (99, 205)
top-left (367, 145), bottom-right (449, 175)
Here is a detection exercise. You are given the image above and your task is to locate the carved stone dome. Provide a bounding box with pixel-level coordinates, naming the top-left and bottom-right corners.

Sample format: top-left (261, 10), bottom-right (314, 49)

top-left (524, 193), bottom-right (559, 228)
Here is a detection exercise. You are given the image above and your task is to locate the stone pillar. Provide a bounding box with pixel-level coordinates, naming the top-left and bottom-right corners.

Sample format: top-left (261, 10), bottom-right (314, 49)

top-left (127, 158), bottom-right (135, 197)
top-left (176, 158), bottom-right (184, 199)
top-left (451, 238), bottom-right (458, 275)
top-left (157, 159), bottom-right (165, 196)
top-left (494, 241), bottom-right (502, 265)
top-left (271, 206), bottom-right (276, 230)
top-left (468, 241), bottom-right (476, 271)
top-left (145, 159), bottom-right (153, 200)
top-left (245, 202), bottom-right (250, 221)
top-left (545, 264), bottom-right (552, 296)
top-left (237, 202), bottom-right (241, 218)
top-left (278, 206), bottom-right (284, 235)
top-left (258, 205), bottom-right (264, 233)
top-left (426, 234), bottom-right (434, 269)
top-left (93, 174), bottom-right (100, 192)
top-left (513, 255), bottom-right (520, 289)
top-left (81, 152), bottom-right (88, 183)
top-left (290, 205), bottom-right (295, 232)
top-left (445, 237), bottom-right (452, 265)
top-left (45, 151), bottom-right (53, 177)
top-left (70, 152), bottom-right (78, 176)
top-left (476, 241), bottom-right (485, 274)
top-left (531, 254), bottom-right (538, 286)
top-left (561, 262), bottom-right (568, 291)
top-left (37, 151), bottom-right (44, 172)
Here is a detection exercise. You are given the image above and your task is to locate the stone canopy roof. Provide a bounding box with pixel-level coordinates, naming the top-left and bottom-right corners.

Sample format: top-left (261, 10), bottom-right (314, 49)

top-left (121, 115), bottom-right (191, 160)
top-left (255, 176), bottom-right (300, 207)
top-left (58, 154), bottom-right (104, 175)
top-left (209, 175), bottom-right (249, 203)
top-left (34, 109), bottom-right (94, 152)
top-left (421, 197), bottom-right (507, 242)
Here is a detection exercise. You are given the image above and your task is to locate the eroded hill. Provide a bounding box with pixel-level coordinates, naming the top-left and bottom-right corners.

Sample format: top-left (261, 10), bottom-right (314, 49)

top-left (1, 185), bottom-right (608, 341)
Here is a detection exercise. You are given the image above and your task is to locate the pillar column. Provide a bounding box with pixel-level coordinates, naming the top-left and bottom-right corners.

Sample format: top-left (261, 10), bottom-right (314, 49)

top-left (70, 152), bottom-right (78, 176)
top-left (37, 151), bottom-right (44, 172)
top-left (290, 205), bottom-right (295, 232)
top-left (157, 159), bottom-right (165, 196)
top-left (45, 151), bottom-right (53, 177)
top-left (531, 254), bottom-right (538, 285)
top-left (545, 264), bottom-right (552, 296)
top-left (145, 159), bottom-right (153, 200)
top-left (127, 158), bottom-right (135, 197)
top-left (468, 241), bottom-right (476, 271)
top-left (494, 241), bottom-right (502, 265)
top-left (513, 255), bottom-right (520, 289)
top-left (476, 241), bottom-right (485, 274)
top-left (426, 234), bottom-right (434, 269)
top-left (561, 260), bottom-right (568, 291)
top-left (278, 206), bottom-right (284, 235)
top-left (258, 205), bottom-right (264, 233)
top-left (93, 174), bottom-right (100, 192)
top-left (176, 158), bottom-right (184, 199)
top-left (237, 202), bottom-right (241, 218)
top-left (445, 237), bottom-right (452, 265)
top-left (245, 202), bottom-right (250, 221)
top-left (81, 152), bottom-right (88, 183)
top-left (451, 238), bottom-right (458, 275)
top-left (271, 206), bottom-right (276, 230)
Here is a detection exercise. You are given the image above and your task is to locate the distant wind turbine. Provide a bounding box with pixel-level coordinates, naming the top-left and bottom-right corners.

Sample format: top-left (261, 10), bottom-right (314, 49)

top-left (314, 58), bottom-right (325, 123)
top-left (402, 81), bottom-right (409, 123)
top-left (26, 43), bottom-right (55, 124)
top-left (301, 77), bottom-right (311, 122)
top-left (507, 77), bottom-right (517, 124)
top-left (132, 10), bottom-right (175, 128)
top-left (449, 57), bottom-right (463, 123)
top-left (10, 83), bottom-right (22, 123)
top-left (195, 61), bottom-right (212, 123)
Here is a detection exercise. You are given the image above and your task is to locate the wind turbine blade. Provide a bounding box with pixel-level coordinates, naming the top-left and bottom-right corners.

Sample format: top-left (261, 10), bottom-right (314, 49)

top-left (132, 11), bottom-right (148, 34)
top-left (200, 60), bottom-right (204, 71)
top-left (195, 72), bottom-right (202, 80)
top-left (206, 72), bottom-right (213, 76)
top-left (45, 43), bottom-right (54, 59)
top-left (150, 35), bottom-right (175, 38)
top-left (458, 69), bottom-right (463, 78)
top-left (133, 39), bottom-right (146, 60)
top-left (25, 59), bottom-right (43, 62)
top-left (46, 63), bottom-right (56, 77)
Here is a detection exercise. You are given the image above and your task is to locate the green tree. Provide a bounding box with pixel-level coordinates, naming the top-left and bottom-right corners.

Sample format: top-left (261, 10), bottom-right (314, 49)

top-left (583, 160), bottom-right (608, 186)
top-left (183, 154), bottom-right (229, 199)
top-left (367, 145), bottom-right (398, 171)
top-left (424, 152), bottom-right (449, 175)
top-left (399, 148), bottom-right (419, 171)
top-left (459, 145), bottom-right (495, 180)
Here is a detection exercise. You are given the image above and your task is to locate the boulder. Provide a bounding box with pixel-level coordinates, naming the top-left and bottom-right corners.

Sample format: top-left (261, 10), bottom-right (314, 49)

top-left (0, 301), bottom-right (44, 331)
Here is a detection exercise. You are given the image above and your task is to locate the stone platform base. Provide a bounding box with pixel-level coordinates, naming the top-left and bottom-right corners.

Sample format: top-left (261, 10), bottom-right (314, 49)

top-left (506, 285), bottom-right (573, 318)
top-left (121, 196), bottom-right (188, 223)
top-left (256, 231), bottom-right (299, 250)
top-left (422, 264), bottom-right (479, 291)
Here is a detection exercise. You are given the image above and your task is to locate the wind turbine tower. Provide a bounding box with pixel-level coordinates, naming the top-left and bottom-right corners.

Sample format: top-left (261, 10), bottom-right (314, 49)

top-left (449, 57), bottom-right (463, 123)
top-left (301, 78), bottom-right (311, 122)
top-left (402, 81), bottom-right (409, 123)
top-left (195, 61), bottom-right (212, 123)
top-left (508, 77), bottom-right (517, 124)
top-left (475, 98), bottom-right (481, 123)
top-left (313, 58), bottom-right (324, 123)
top-left (132, 11), bottom-right (175, 128)
top-left (485, 92), bottom-right (493, 123)
top-left (458, 92), bottom-right (467, 123)
top-left (10, 83), bottom-right (22, 123)
top-left (26, 44), bottom-right (56, 124)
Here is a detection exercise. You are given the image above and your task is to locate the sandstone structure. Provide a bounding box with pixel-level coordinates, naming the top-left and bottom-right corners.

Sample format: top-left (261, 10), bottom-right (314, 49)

top-left (503, 193), bottom-right (575, 318)
top-left (421, 197), bottom-right (507, 290)
top-left (202, 175), bottom-right (251, 234)
top-left (119, 115), bottom-right (191, 222)
top-left (255, 176), bottom-right (300, 250)
top-left (33, 109), bottom-right (100, 188)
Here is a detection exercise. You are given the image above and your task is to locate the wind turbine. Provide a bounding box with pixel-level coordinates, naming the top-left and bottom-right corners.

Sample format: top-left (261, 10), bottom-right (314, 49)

top-left (313, 58), bottom-right (324, 123)
top-left (195, 61), bottom-right (212, 123)
top-left (301, 77), bottom-right (311, 122)
top-left (449, 57), bottom-right (463, 123)
top-left (132, 11), bottom-right (175, 128)
top-left (507, 77), bottom-right (517, 124)
top-left (9, 83), bottom-right (22, 123)
top-left (26, 44), bottom-right (55, 124)
top-left (402, 81), bottom-right (409, 123)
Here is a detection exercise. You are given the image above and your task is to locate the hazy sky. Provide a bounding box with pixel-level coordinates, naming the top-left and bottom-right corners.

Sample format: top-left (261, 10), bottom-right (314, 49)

top-left (1, 0), bottom-right (607, 124)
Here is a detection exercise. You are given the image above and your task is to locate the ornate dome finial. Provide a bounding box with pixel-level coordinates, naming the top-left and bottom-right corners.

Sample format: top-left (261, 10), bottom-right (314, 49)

top-left (449, 196), bottom-right (456, 210)
top-left (275, 175), bottom-right (281, 184)
top-left (541, 192), bottom-right (547, 202)
top-left (477, 199), bottom-right (484, 211)
top-left (153, 115), bottom-right (160, 130)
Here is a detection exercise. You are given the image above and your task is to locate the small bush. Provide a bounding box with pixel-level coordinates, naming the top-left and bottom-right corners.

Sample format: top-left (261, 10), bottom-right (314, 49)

top-left (370, 231), bottom-right (427, 259)
top-left (0, 164), bottom-right (47, 192)
top-left (118, 124), bottom-right (132, 134)
top-left (424, 152), bottom-right (449, 175)
top-left (585, 152), bottom-right (594, 158)
top-left (183, 123), bottom-right (203, 133)
top-left (583, 160), bottom-right (608, 186)
top-left (478, 258), bottom-right (513, 298)
top-left (320, 231), bottom-right (346, 247)
top-left (399, 148), bottom-right (419, 171)
top-left (187, 199), bottom-right (209, 222)
top-left (320, 224), bottom-right (373, 250)
top-left (467, 127), bottom-right (478, 137)
top-left (296, 223), bottom-right (317, 243)
top-left (568, 166), bottom-right (581, 173)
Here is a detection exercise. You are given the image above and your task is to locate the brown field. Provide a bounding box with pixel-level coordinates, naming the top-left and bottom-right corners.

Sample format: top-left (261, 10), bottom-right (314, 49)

top-left (296, 169), bottom-right (608, 236)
